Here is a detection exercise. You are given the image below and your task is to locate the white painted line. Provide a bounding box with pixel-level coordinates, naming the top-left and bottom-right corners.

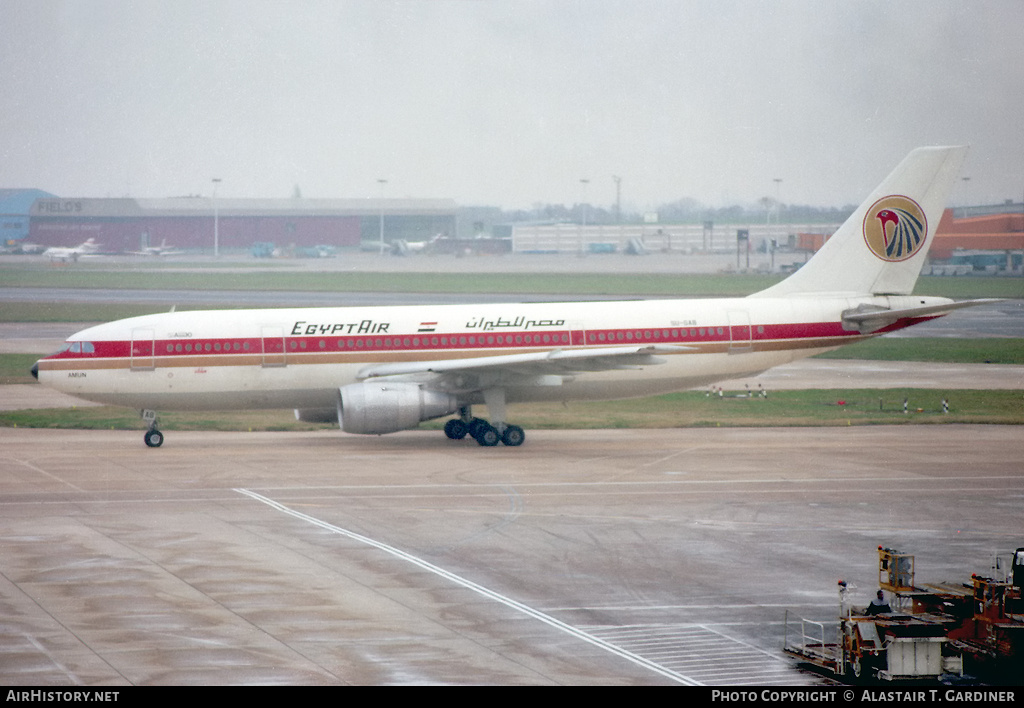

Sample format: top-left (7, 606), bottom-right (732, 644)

top-left (13, 458), bottom-right (86, 492)
top-left (25, 634), bottom-right (84, 685)
top-left (236, 488), bottom-right (700, 685)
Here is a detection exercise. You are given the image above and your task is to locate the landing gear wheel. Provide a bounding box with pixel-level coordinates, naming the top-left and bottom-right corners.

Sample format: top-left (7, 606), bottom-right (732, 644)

top-left (144, 429), bottom-right (164, 448)
top-left (501, 425), bottom-right (525, 447)
top-left (467, 418), bottom-right (490, 439)
top-left (473, 423), bottom-right (500, 447)
top-left (444, 419), bottom-right (469, 440)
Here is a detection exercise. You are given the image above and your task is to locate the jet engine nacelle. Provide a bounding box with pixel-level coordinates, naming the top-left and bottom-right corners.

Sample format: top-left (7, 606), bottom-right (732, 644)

top-left (338, 381), bottom-right (458, 435)
top-left (294, 408), bottom-right (338, 424)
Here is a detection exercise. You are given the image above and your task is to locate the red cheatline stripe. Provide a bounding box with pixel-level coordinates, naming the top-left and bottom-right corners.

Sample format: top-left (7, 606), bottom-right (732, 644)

top-left (42, 316), bottom-right (932, 366)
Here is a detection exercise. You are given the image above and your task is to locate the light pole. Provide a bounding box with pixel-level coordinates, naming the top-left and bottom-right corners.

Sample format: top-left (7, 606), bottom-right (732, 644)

top-left (612, 175), bottom-right (622, 224)
top-left (576, 179), bottom-right (590, 254)
top-left (377, 178), bottom-right (387, 253)
top-left (770, 177), bottom-right (782, 224)
top-left (772, 178), bottom-right (784, 269)
top-left (580, 178), bottom-right (590, 226)
top-left (212, 178), bottom-right (222, 257)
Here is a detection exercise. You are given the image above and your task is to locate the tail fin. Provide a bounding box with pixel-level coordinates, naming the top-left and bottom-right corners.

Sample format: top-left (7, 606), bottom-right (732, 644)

top-left (754, 146), bottom-right (968, 297)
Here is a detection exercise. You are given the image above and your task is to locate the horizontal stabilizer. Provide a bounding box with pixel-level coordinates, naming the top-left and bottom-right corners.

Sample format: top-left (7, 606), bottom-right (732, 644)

top-left (841, 298), bottom-right (1002, 334)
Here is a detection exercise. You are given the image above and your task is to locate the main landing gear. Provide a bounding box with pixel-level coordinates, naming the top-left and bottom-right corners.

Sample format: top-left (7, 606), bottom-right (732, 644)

top-left (444, 398), bottom-right (525, 447)
top-left (444, 417), bottom-right (525, 447)
top-left (141, 409), bottom-right (164, 448)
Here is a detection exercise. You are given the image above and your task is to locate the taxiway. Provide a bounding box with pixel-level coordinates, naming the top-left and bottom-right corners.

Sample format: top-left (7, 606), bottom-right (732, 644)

top-left (1, 425), bottom-right (1021, 685)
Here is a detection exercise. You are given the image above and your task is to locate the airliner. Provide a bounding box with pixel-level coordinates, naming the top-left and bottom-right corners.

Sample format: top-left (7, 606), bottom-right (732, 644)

top-left (33, 146), bottom-right (993, 448)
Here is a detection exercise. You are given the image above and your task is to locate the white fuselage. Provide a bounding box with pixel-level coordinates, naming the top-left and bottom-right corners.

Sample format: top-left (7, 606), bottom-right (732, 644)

top-left (36, 293), bottom-right (944, 413)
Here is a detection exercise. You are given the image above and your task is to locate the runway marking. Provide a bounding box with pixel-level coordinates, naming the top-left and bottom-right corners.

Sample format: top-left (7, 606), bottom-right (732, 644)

top-left (23, 634), bottom-right (83, 686)
top-left (236, 487), bottom-right (701, 685)
top-left (13, 458), bottom-right (86, 492)
top-left (578, 624), bottom-right (820, 686)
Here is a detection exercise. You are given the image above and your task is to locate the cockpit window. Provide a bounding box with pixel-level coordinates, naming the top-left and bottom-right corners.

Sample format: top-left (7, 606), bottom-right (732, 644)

top-left (60, 341), bottom-right (95, 354)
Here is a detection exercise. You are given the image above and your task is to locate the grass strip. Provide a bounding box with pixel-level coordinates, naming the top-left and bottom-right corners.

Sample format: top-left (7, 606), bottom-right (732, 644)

top-left (814, 337), bottom-right (1024, 365)
top-left (2, 389), bottom-right (1020, 432)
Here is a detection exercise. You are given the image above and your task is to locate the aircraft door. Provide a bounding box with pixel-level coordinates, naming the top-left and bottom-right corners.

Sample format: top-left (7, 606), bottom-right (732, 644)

top-left (567, 320), bottom-right (586, 347)
top-left (130, 327), bottom-right (156, 371)
top-left (727, 310), bottom-right (752, 352)
top-left (261, 326), bottom-right (287, 367)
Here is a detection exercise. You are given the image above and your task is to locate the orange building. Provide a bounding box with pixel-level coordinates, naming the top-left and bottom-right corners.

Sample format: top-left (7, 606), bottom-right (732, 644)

top-left (931, 208), bottom-right (1024, 260)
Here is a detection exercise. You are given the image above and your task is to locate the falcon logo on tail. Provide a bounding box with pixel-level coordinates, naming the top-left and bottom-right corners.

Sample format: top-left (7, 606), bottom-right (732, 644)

top-left (863, 195), bottom-right (928, 261)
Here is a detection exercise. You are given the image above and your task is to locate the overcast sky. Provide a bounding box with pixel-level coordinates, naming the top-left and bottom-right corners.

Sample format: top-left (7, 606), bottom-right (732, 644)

top-left (2, 0), bottom-right (1022, 211)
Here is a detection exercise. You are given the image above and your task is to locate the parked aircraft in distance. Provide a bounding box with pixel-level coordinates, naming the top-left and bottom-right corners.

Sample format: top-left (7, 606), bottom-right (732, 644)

top-left (129, 239), bottom-right (184, 257)
top-left (34, 146), bottom-right (995, 448)
top-left (42, 238), bottom-right (102, 262)
top-left (4, 242), bottom-right (46, 254)
top-left (392, 234), bottom-right (443, 255)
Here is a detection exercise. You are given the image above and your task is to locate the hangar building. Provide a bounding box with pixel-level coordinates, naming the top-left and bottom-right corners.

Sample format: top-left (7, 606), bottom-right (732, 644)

top-left (1, 189), bottom-right (57, 246)
top-left (22, 196), bottom-right (458, 254)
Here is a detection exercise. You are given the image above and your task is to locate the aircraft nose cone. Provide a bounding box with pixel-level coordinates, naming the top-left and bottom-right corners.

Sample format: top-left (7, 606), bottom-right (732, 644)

top-left (30, 362), bottom-right (39, 380)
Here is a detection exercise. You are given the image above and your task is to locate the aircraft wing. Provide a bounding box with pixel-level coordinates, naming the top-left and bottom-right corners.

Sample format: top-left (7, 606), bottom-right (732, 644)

top-left (842, 298), bottom-right (1003, 333)
top-left (357, 344), bottom-right (694, 391)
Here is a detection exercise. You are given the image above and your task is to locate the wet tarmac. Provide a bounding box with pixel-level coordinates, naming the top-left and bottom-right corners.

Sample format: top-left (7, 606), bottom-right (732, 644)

top-left (1, 425), bottom-right (1021, 685)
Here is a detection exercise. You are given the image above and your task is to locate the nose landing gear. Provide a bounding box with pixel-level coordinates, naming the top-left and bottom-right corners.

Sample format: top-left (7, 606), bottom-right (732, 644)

top-left (144, 428), bottom-right (164, 448)
top-left (141, 409), bottom-right (164, 447)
